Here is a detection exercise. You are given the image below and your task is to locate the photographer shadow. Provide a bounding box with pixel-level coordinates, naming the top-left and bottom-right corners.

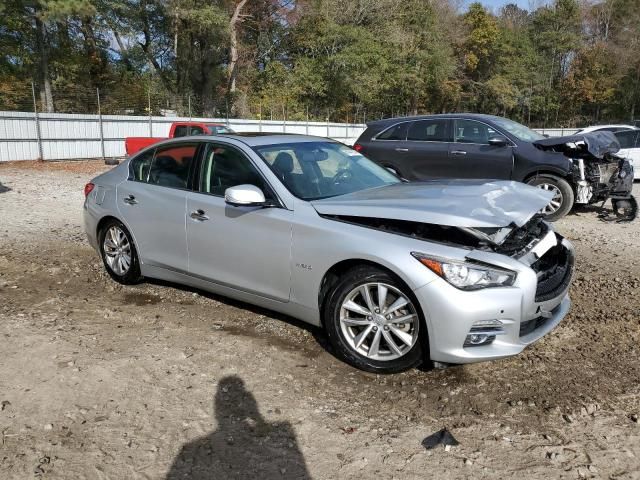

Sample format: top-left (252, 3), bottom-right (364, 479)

top-left (166, 375), bottom-right (311, 480)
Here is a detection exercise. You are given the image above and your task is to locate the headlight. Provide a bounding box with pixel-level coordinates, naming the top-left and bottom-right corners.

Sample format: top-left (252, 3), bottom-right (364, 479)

top-left (411, 253), bottom-right (516, 290)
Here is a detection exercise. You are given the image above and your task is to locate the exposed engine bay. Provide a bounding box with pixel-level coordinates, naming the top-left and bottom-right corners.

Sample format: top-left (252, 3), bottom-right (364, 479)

top-left (323, 213), bottom-right (550, 256)
top-left (533, 131), bottom-right (637, 222)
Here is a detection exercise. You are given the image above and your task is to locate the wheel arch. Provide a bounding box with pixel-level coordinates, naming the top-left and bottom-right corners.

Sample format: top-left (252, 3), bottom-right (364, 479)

top-left (317, 258), bottom-right (431, 365)
top-left (522, 169), bottom-right (574, 186)
top-left (96, 215), bottom-right (142, 260)
top-left (318, 258), bottom-right (429, 328)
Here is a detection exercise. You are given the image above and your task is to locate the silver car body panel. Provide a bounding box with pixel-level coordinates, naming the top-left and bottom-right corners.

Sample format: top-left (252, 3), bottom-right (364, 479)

top-left (84, 134), bottom-right (573, 364)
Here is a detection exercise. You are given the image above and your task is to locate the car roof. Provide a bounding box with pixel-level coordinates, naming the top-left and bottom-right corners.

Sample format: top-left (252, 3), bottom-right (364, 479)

top-left (366, 113), bottom-right (506, 126)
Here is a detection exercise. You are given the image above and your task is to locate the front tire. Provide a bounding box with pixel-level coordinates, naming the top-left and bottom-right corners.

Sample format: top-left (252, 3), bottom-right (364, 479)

top-left (99, 219), bottom-right (142, 285)
top-left (526, 175), bottom-right (574, 221)
top-left (323, 266), bottom-right (425, 373)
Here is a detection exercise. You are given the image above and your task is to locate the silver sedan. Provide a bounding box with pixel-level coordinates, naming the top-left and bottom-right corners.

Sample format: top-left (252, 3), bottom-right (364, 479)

top-left (83, 134), bottom-right (574, 373)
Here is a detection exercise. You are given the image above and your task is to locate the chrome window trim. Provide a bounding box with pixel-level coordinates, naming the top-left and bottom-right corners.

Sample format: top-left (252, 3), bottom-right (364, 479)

top-left (371, 117), bottom-right (518, 148)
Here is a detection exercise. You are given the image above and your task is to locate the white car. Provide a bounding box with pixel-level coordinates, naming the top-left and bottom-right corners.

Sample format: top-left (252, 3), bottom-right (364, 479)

top-left (576, 124), bottom-right (637, 134)
top-left (577, 125), bottom-right (639, 180)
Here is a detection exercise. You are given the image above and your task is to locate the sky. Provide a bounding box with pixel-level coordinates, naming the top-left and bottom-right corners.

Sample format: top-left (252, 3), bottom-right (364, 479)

top-left (471, 0), bottom-right (549, 12)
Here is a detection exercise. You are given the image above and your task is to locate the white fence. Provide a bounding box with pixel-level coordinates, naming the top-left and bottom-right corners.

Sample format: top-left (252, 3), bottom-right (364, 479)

top-left (0, 111), bottom-right (366, 162)
top-left (0, 110), bottom-right (582, 162)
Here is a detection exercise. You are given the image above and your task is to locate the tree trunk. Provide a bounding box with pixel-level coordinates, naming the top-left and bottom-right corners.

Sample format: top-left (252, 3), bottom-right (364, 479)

top-left (34, 12), bottom-right (53, 112)
top-left (227, 0), bottom-right (248, 106)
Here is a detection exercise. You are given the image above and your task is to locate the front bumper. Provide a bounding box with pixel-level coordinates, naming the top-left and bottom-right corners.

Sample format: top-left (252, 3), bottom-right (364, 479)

top-left (414, 238), bottom-right (573, 364)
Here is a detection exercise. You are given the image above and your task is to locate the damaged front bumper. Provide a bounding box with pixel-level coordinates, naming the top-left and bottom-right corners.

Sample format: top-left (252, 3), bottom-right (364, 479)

top-left (414, 233), bottom-right (574, 364)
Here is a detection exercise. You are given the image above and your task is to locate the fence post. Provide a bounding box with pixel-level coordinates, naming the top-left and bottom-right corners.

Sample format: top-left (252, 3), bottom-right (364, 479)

top-left (326, 116), bottom-right (330, 138)
top-left (148, 89), bottom-right (153, 136)
top-left (96, 88), bottom-right (106, 162)
top-left (306, 107), bottom-right (309, 136)
top-left (31, 82), bottom-right (44, 161)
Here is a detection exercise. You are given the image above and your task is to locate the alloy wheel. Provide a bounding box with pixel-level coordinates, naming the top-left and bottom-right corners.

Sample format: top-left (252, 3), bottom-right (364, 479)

top-left (339, 282), bottom-right (419, 361)
top-left (536, 183), bottom-right (563, 214)
top-left (103, 225), bottom-right (132, 276)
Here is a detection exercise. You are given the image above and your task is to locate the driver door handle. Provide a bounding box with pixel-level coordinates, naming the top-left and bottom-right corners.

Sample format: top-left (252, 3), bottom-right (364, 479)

top-left (395, 148), bottom-right (409, 152)
top-left (123, 194), bottom-right (138, 205)
top-left (190, 209), bottom-right (209, 221)
top-left (451, 150), bottom-right (467, 155)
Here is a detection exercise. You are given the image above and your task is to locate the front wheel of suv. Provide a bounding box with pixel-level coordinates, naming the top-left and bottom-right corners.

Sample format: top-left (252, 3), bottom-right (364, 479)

top-left (526, 175), bottom-right (574, 221)
top-left (323, 266), bottom-right (426, 373)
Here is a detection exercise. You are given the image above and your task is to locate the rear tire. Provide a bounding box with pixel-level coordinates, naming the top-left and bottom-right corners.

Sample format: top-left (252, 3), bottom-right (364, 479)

top-left (99, 219), bottom-right (142, 285)
top-left (526, 175), bottom-right (574, 221)
top-left (323, 266), bottom-right (425, 373)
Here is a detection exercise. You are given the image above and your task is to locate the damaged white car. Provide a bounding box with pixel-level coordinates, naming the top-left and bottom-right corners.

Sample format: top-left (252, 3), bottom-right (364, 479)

top-left (84, 135), bottom-right (574, 373)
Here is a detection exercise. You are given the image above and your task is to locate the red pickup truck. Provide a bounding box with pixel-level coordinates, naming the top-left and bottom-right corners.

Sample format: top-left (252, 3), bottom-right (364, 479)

top-left (125, 122), bottom-right (235, 156)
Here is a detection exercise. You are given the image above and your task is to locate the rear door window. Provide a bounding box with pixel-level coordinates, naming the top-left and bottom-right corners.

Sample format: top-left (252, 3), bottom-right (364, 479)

top-left (407, 119), bottom-right (451, 142)
top-left (148, 143), bottom-right (198, 189)
top-left (376, 123), bottom-right (408, 141)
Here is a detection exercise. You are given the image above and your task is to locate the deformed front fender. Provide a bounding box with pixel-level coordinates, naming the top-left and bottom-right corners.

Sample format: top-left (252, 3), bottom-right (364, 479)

top-left (512, 146), bottom-right (573, 182)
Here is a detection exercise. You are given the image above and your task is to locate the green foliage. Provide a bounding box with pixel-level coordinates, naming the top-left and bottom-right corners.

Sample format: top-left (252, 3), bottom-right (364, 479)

top-left (1, 0), bottom-right (639, 125)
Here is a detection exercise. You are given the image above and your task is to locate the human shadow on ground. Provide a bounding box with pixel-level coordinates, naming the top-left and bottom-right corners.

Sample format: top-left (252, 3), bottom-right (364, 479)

top-left (166, 375), bottom-right (311, 480)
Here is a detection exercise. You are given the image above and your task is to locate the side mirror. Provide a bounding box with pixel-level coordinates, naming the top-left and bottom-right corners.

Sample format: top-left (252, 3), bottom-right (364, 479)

top-left (224, 184), bottom-right (266, 207)
top-left (488, 135), bottom-right (509, 147)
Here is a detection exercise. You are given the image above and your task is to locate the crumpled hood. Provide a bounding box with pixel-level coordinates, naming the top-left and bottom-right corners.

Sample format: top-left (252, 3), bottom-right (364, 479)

top-left (311, 180), bottom-right (553, 228)
top-left (533, 131), bottom-right (620, 159)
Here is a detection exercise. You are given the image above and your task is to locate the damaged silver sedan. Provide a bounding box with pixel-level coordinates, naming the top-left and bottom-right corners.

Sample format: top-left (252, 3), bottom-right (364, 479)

top-left (84, 135), bottom-right (574, 373)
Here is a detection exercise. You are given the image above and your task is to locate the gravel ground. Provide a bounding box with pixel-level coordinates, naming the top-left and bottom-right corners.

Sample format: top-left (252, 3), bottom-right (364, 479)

top-left (0, 160), bottom-right (639, 479)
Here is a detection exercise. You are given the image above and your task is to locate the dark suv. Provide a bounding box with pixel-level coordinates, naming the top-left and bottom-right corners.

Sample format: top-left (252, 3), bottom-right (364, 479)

top-left (354, 114), bottom-right (634, 220)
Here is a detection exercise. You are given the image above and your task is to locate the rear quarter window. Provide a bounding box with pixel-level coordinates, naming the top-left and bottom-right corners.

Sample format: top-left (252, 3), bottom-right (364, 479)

top-left (129, 149), bottom-right (155, 182)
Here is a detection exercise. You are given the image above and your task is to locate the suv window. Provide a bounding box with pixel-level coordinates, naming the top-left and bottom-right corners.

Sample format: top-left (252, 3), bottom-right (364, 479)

top-left (130, 148), bottom-right (155, 182)
top-left (376, 123), bottom-right (408, 141)
top-left (148, 143), bottom-right (197, 189)
top-left (615, 130), bottom-right (638, 149)
top-left (173, 125), bottom-right (189, 137)
top-left (407, 119), bottom-right (450, 142)
top-left (190, 126), bottom-right (204, 135)
top-left (454, 119), bottom-right (494, 144)
top-left (200, 143), bottom-right (272, 198)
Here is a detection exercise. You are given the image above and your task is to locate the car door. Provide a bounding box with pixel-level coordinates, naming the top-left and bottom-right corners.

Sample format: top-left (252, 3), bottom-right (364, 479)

top-left (117, 142), bottom-right (198, 272)
top-left (448, 119), bottom-right (514, 179)
top-left (399, 119), bottom-right (452, 180)
top-left (185, 142), bottom-right (293, 302)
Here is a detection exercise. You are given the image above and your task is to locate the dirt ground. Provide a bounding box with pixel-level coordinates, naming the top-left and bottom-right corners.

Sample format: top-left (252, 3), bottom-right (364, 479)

top-left (0, 160), bottom-right (639, 479)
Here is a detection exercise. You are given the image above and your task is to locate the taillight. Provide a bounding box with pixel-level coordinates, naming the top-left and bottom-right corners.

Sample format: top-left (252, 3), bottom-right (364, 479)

top-left (84, 182), bottom-right (95, 197)
top-left (353, 143), bottom-right (363, 152)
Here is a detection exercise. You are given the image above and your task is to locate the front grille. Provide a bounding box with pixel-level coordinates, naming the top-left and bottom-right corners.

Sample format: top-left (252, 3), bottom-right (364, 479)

top-left (531, 241), bottom-right (574, 302)
top-left (519, 316), bottom-right (548, 337)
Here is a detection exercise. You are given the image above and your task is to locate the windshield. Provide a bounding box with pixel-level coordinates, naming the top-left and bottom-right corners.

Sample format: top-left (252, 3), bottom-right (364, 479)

top-left (253, 141), bottom-right (400, 200)
top-left (491, 117), bottom-right (545, 142)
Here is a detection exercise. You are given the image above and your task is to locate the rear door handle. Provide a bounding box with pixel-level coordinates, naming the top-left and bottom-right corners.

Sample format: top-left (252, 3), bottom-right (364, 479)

top-left (395, 148), bottom-right (409, 152)
top-left (451, 150), bottom-right (467, 155)
top-left (123, 194), bottom-right (138, 205)
top-left (190, 209), bottom-right (209, 221)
